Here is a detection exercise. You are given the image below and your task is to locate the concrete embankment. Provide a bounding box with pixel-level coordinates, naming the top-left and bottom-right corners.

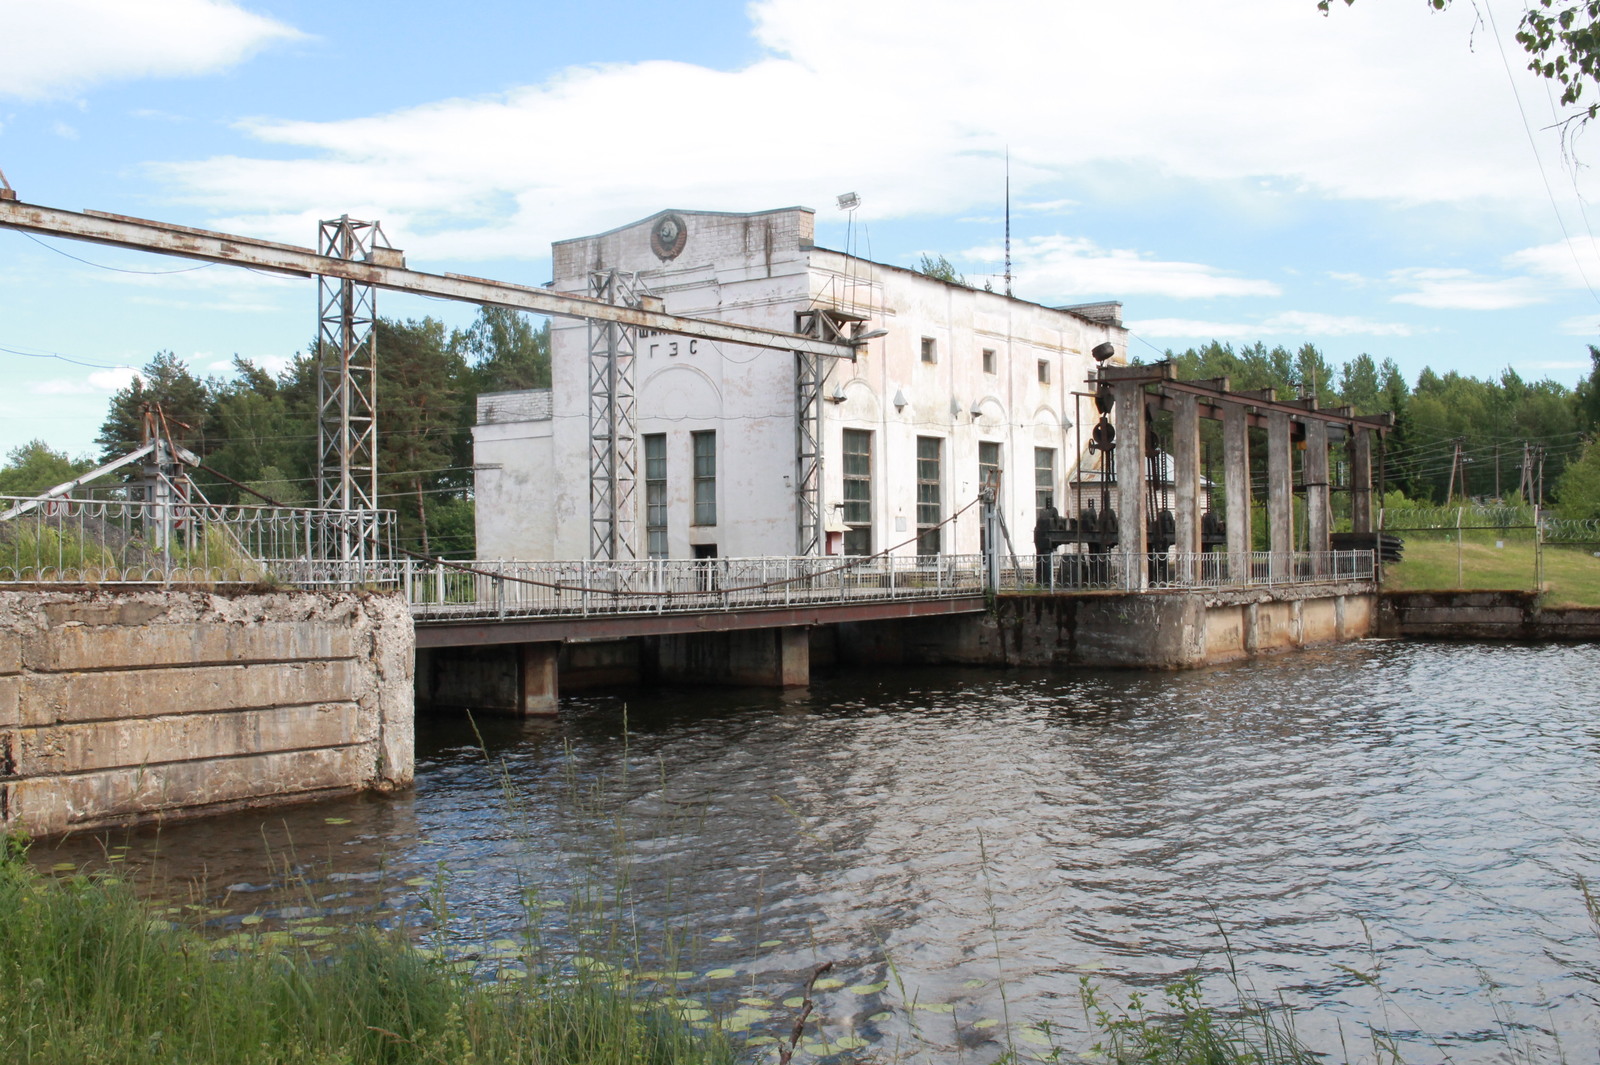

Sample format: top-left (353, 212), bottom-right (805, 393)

top-left (1379, 590), bottom-right (1600, 641)
top-left (825, 585), bottom-right (1376, 670)
top-left (0, 588), bottom-right (413, 836)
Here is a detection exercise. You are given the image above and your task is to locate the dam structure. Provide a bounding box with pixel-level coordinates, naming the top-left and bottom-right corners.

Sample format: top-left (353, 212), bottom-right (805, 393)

top-left (0, 193), bottom-right (1385, 835)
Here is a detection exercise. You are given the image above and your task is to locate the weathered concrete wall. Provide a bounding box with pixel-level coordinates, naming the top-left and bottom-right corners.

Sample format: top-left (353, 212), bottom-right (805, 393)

top-left (0, 589), bottom-right (413, 837)
top-left (834, 587), bottom-right (1376, 670)
top-left (1379, 591), bottom-right (1600, 641)
top-left (650, 627), bottom-right (809, 688)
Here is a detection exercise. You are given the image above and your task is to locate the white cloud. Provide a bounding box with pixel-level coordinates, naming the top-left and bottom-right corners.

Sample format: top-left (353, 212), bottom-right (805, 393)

top-left (0, 0), bottom-right (302, 101)
top-left (1132, 312), bottom-right (1416, 340)
top-left (29, 380), bottom-right (97, 396)
top-left (144, 0), bottom-right (1578, 261)
top-left (1558, 315), bottom-right (1600, 337)
top-left (32, 367), bottom-right (139, 394)
top-left (1388, 268), bottom-right (1547, 310)
top-left (967, 235), bottom-right (1280, 301)
top-left (89, 367), bottom-right (138, 391)
top-left (1505, 238), bottom-right (1600, 290)
top-left (51, 121), bottom-right (78, 140)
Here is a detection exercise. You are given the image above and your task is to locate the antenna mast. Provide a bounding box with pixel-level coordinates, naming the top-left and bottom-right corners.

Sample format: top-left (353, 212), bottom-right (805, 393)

top-left (1004, 150), bottom-right (1012, 298)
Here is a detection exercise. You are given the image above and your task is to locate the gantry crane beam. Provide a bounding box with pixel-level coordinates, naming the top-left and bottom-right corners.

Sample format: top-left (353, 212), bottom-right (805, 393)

top-left (0, 199), bottom-right (861, 360)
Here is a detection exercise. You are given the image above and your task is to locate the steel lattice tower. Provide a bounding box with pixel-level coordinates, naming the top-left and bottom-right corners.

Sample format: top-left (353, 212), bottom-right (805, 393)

top-left (316, 216), bottom-right (383, 558)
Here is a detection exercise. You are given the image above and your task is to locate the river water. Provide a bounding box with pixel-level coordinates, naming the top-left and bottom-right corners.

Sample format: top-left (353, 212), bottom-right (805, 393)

top-left (30, 639), bottom-right (1600, 1062)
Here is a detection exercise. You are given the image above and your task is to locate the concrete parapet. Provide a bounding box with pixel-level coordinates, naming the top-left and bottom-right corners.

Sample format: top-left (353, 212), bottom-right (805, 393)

top-left (833, 584), bottom-right (1377, 670)
top-left (1379, 591), bottom-right (1600, 641)
top-left (0, 588), bottom-right (413, 836)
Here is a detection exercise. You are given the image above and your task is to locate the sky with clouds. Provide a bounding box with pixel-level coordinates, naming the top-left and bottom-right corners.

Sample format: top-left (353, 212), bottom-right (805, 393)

top-left (1, 0), bottom-right (1598, 458)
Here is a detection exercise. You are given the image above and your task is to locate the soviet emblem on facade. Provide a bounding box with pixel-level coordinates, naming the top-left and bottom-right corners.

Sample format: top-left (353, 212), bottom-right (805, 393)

top-left (650, 213), bottom-right (688, 261)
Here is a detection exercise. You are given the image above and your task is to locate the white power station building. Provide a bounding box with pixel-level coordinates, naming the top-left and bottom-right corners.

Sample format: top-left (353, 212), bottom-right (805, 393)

top-left (472, 206), bottom-right (1128, 562)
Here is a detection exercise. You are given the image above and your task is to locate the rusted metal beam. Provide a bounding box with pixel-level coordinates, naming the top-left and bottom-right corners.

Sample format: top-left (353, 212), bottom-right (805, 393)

top-left (0, 199), bottom-right (859, 359)
top-left (414, 595), bottom-right (988, 648)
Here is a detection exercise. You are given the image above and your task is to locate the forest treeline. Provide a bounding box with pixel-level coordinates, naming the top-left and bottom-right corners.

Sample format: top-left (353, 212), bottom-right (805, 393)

top-left (1160, 340), bottom-right (1600, 519)
top-left (3, 325), bottom-right (1600, 557)
top-left (1, 307), bottom-right (548, 558)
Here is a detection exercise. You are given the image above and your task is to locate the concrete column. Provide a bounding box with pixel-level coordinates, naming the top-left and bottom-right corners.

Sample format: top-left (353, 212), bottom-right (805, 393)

top-left (1350, 428), bottom-right (1374, 534)
top-left (1171, 392), bottom-right (1201, 578)
top-left (1223, 403), bottom-right (1252, 582)
top-left (657, 626), bottom-right (810, 687)
top-left (1266, 411), bottom-right (1294, 580)
top-left (1113, 381), bottom-right (1147, 590)
top-left (519, 642), bottom-right (560, 716)
top-left (1304, 419), bottom-right (1330, 574)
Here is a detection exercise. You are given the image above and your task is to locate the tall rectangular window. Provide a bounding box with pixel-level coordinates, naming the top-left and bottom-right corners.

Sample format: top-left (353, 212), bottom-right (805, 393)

top-left (842, 429), bottom-right (873, 555)
top-left (1037, 359), bottom-right (1051, 384)
top-left (916, 436), bottom-right (943, 556)
top-left (920, 337), bottom-right (937, 364)
top-left (979, 441), bottom-right (1002, 496)
top-left (645, 434), bottom-right (667, 558)
top-left (982, 348), bottom-right (996, 374)
top-left (978, 441), bottom-right (1002, 555)
top-left (692, 431), bottom-right (716, 526)
top-left (1035, 447), bottom-right (1057, 511)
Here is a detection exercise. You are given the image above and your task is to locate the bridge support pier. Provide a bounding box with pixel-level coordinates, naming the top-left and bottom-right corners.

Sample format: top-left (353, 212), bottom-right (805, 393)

top-left (519, 642), bottom-right (560, 715)
top-left (417, 642), bottom-right (561, 716)
top-left (652, 626), bottom-right (809, 688)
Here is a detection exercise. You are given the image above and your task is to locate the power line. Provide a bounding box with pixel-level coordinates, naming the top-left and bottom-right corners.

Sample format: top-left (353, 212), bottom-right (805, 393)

top-left (12, 231), bottom-right (221, 276)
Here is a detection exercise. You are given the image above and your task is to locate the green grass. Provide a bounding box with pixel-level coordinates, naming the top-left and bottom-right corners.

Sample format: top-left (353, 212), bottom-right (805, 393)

top-left (1382, 535), bottom-right (1600, 607)
top-left (0, 836), bottom-right (733, 1065)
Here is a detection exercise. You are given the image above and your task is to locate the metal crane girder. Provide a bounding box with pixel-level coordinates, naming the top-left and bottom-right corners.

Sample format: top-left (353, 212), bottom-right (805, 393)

top-left (0, 199), bottom-right (860, 360)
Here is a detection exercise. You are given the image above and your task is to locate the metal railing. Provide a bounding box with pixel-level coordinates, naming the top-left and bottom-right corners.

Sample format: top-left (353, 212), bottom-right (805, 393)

top-left (0, 495), bottom-right (395, 585)
top-left (1006, 550), bottom-right (1376, 594)
top-left (403, 549), bottom-right (1377, 623)
top-left (404, 553), bottom-right (988, 622)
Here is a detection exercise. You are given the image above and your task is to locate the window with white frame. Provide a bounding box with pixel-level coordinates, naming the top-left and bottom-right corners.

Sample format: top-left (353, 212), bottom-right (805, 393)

top-left (645, 433), bottom-right (667, 557)
top-left (692, 431), bottom-right (716, 526)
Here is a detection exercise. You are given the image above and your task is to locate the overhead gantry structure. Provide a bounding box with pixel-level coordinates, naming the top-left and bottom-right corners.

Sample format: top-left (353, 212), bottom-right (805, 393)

top-left (1070, 361), bottom-right (1395, 588)
top-left (0, 197), bottom-right (864, 560)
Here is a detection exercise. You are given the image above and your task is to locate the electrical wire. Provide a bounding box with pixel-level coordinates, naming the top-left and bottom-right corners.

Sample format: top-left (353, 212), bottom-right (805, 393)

top-left (13, 231), bottom-right (220, 276)
top-left (1482, 0), bottom-right (1600, 306)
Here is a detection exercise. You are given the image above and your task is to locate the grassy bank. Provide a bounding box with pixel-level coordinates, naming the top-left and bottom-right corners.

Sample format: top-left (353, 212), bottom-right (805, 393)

top-left (0, 836), bottom-right (733, 1065)
top-left (1382, 536), bottom-right (1600, 606)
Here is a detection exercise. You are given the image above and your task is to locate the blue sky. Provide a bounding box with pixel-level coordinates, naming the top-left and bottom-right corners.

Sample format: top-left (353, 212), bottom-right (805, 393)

top-left (2, 0), bottom-right (1598, 459)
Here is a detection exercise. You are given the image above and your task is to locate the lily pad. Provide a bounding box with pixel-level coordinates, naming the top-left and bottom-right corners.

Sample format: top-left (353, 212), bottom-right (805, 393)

top-left (51, 862), bottom-right (75, 872)
top-left (240, 915), bottom-right (264, 926)
top-left (813, 977), bottom-right (844, 991)
top-left (847, 980), bottom-right (888, 995)
top-left (962, 978), bottom-right (987, 989)
top-left (403, 877), bottom-right (431, 887)
top-left (973, 1018), bottom-right (1000, 1030)
top-left (868, 1011), bottom-right (893, 1023)
top-left (758, 939), bottom-right (784, 948)
top-left (783, 996), bottom-right (806, 1008)
top-left (324, 817), bottom-right (351, 825)
top-left (1019, 1027), bottom-right (1053, 1046)
top-left (916, 1002), bottom-right (955, 1014)
top-left (710, 934), bottom-right (736, 943)
top-left (705, 967), bottom-right (737, 979)
top-left (745, 1036), bottom-right (778, 1047)
top-left (738, 996), bottom-right (774, 1007)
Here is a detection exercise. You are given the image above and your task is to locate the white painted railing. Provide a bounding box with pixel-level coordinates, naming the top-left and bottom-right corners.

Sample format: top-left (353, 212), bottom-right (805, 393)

top-left (404, 554), bottom-right (988, 622)
top-left (0, 495), bottom-right (394, 585)
top-left (1010, 550), bottom-right (1376, 594)
top-left (402, 549), bottom-right (1375, 623)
